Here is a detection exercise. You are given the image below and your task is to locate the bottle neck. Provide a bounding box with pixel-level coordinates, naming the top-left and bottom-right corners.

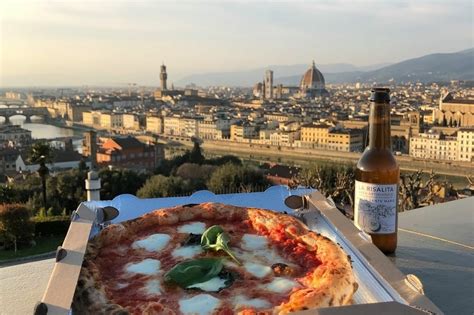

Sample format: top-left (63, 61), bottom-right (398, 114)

top-left (368, 102), bottom-right (391, 150)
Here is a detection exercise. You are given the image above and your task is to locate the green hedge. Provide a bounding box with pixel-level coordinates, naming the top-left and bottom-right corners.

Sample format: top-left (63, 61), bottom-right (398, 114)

top-left (33, 216), bottom-right (70, 236)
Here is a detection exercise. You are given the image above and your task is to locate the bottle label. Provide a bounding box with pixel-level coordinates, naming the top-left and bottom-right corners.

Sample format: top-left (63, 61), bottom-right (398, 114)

top-left (354, 181), bottom-right (397, 234)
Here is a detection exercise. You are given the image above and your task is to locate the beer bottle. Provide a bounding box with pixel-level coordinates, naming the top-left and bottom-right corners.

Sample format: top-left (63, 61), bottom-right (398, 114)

top-left (354, 88), bottom-right (399, 254)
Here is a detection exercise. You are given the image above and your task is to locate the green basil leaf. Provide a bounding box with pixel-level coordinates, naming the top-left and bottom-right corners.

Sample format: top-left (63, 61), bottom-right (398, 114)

top-left (201, 225), bottom-right (224, 249)
top-left (201, 226), bottom-right (241, 265)
top-left (164, 258), bottom-right (223, 288)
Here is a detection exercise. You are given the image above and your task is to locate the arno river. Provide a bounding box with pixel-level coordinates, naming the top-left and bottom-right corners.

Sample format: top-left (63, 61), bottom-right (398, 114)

top-left (1, 116), bottom-right (84, 151)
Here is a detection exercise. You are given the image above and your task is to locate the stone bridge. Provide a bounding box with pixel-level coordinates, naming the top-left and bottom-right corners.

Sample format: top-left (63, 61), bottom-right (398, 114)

top-left (0, 106), bottom-right (50, 124)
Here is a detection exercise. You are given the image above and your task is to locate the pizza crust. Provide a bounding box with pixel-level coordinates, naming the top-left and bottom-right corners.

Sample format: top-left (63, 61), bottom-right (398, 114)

top-left (73, 203), bottom-right (357, 314)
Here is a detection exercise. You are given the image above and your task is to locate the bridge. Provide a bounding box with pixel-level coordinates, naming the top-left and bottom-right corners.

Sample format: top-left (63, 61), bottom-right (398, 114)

top-left (0, 107), bottom-right (50, 124)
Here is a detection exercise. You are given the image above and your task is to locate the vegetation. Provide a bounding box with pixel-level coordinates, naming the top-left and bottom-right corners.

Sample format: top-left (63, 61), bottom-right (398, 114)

top-left (99, 168), bottom-right (148, 200)
top-left (33, 216), bottom-right (70, 236)
top-left (295, 164), bottom-right (461, 212)
top-left (0, 235), bottom-right (64, 262)
top-left (29, 141), bottom-right (54, 208)
top-left (207, 163), bottom-right (270, 193)
top-left (137, 175), bottom-right (193, 198)
top-left (0, 204), bottom-right (34, 252)
top-left (294, 163), bottom-right (355, 208)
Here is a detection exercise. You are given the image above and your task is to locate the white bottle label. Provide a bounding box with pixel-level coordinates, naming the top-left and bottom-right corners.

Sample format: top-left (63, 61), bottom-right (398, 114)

top-left (354, 181), bottom-right (397, 234)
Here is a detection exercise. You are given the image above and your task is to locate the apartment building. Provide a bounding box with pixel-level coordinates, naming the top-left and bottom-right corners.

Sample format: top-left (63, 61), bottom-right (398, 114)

top-left (230, 123), bottom-right (258, 142)
top-left (300, 123), bottom-right (363, 152)
top-left (457, 127), bottom-right (474, 162)
top-left (0, 125), bottom-right (32, 147)
top-left (96, 136), bottom-right (158, 170)
top-left (269, 130), bottom-right (300, 147)
top-left (327, 129), bottom-right (364, 152)
top-left (410, 131), bottom-right (459, 161)
top-left (300, 123), bottom-right (331, 147)
top-left (146, 115), bottom-right (164, 134)
top-left (122, 113), bottom-right (140, 131)
top-left (197, 119), bottom-right (230, 140)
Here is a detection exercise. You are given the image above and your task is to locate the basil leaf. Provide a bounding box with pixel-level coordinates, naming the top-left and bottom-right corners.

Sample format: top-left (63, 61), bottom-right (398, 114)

top-left (216, 233), bottom-right (240, 264)
top-left (201, 225), bottom-right (241, 265)
top-left (201, 225), bottom-right (224, 249)
top-left (164, 258), bottom-right (223, 288)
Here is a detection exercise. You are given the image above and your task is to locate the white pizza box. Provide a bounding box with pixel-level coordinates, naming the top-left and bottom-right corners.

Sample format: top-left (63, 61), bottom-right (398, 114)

top-left (35, 186), bottom-right (443, 315)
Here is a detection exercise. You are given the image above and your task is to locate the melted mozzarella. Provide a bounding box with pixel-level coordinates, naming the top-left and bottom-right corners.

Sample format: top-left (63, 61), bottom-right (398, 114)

top-left (264, 278), bottom-right (299, 293)
top-left (243, 262), bottom-right (272, 278)
top-left (144, 279), bottom-right (162, 296)
top-left (187, 277), bottom-right (227, 292)
top-left (235, 247), bottom-right (293, 268)
top-left (179, 294), bottom-right (221, 315)
top-left (172, 245), bottom-right (203, 259)
top-left (178, 222), bottom-right (206, 234)
top-left (116, 283), bottom-right (128, 289)
top-left (132, 233), bottom-right (170, 252)
top-left (241, 234), bottom-right (268, 250)
top-left (125, 259), bottom-right (161, 275)
top-left (234, 295), bottom-right (271, 309)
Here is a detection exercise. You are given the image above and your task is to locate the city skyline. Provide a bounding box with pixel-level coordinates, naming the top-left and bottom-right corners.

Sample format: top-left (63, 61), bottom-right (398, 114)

top-left (1, 0), bottom-right (473, 86)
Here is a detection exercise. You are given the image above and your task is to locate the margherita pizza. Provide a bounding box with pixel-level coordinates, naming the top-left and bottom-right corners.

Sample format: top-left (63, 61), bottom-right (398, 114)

top-left (73, 203), bottom-right (357, 314)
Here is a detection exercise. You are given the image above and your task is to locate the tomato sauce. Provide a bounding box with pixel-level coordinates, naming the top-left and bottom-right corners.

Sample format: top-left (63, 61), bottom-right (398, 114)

top-left (92, 218), bottom-right (318, 314)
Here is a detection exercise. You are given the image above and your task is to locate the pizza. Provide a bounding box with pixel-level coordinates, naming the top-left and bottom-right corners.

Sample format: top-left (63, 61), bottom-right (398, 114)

top-left (73, 203), bottom-right (357, 314)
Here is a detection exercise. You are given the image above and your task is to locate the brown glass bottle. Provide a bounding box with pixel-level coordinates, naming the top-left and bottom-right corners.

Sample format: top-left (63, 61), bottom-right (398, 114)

top-left (354, 88), bottom-right (399, 254)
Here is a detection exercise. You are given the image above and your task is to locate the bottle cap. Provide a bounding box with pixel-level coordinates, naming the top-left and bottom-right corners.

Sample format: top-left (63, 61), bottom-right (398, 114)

top-left (370, 87), bottom-right (390, 103)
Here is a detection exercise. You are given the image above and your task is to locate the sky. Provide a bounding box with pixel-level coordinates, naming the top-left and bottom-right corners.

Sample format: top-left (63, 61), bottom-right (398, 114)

top-left (0, 0), bottom-right (473, 87)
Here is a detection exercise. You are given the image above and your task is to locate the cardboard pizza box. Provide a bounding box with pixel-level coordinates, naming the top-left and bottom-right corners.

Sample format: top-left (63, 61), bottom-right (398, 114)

top-left (35, 187), bottom-right (443, 315)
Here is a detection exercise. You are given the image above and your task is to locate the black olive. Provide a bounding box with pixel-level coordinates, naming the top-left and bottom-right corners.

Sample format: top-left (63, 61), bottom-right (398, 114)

top-left (181, 233), bottom-right (202, 246)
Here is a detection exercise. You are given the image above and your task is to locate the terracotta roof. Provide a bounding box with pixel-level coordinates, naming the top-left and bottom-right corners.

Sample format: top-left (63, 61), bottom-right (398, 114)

top-left (300, 61), bottom-right (325, 90)
top-left (112, 137), bottom-right (145, 149)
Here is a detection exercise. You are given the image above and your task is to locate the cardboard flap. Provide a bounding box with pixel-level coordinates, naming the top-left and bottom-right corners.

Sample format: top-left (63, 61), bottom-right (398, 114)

top-left (294, 301), bottom-right (433, 315)
top-left (306, 191), bottom-right (443, 315)
top-left (40, 204), bottom-right (96, 315)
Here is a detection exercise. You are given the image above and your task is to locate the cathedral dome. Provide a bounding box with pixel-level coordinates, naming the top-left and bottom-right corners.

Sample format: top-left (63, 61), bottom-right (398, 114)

top-left (300, 61), bottom-right (325, 90)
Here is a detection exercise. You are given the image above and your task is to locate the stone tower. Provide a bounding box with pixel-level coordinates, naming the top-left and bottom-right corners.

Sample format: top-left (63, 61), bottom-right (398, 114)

top-left (160, 63), bottom-right (168, 91)
top-left (264, 70), bottom-right (273, 99)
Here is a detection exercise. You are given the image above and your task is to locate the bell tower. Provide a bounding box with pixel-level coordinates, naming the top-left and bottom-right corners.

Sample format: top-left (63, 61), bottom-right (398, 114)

top-left (160, 63), bottom-right (168, 91)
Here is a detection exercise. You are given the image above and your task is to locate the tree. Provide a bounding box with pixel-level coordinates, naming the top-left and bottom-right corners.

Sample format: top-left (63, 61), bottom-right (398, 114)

top-left (0, 204), bottom-right (34, 252)
top-left (0, 186), bottom-right (15, 203)
top-left (99, 169), bottom-right (148, 200)
top-left (189, 141), bottom-right (205, 165)
top-left (207, 155), bottom-right (242, 166)
top-left (207, 163), bottom-right (270, 193)
top-left (137, 175), bottom-right (193, 198)
top-left (29, 141), bottom-right (53, 208)
top-left (442, 116), bottom-right (447, 127)
top-left (399, 170), bottom-right (443, 211)
top-left (294, 163), bottom-right (355, 208)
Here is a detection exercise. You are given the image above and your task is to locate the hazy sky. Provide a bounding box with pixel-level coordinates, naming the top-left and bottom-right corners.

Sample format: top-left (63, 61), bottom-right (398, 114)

top-left (1, 0), bottom-right (472, 86)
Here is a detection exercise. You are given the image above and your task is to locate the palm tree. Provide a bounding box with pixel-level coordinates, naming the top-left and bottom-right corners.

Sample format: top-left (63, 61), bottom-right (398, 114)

top-left (30, 141), bottom-right (53, 208)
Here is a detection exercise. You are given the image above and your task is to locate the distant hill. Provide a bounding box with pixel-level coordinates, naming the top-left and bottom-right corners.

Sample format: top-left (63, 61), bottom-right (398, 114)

top-left (176, 48), bottom-right (473, 87)
top-left (277, 49), bottom-right (474, 85)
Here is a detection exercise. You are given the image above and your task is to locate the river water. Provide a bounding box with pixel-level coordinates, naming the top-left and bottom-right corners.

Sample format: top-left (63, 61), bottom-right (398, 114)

top-left (0, 116), bottom-right (84, 151)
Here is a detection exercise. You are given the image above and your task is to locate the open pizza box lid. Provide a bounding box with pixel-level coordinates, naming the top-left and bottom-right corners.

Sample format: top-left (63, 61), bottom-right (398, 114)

top-left (36, 186), bottom-right (443, 315)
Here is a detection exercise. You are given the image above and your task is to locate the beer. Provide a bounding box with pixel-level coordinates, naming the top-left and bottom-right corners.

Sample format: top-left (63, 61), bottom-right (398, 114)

top-left (354, 88), bottom-right (399, 254)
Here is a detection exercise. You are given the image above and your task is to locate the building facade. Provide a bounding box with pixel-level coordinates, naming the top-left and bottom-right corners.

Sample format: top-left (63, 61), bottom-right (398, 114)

top-left (433, 92), bottom-right (474, 127)
top-left (457, 127), bottom-right (474, 162)
top-left (410, 131), bottom-right (458, 161)
top-left (95, 137), bottom-right (158, 170)
top-left (146, 115), bottom-right (164, 134)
